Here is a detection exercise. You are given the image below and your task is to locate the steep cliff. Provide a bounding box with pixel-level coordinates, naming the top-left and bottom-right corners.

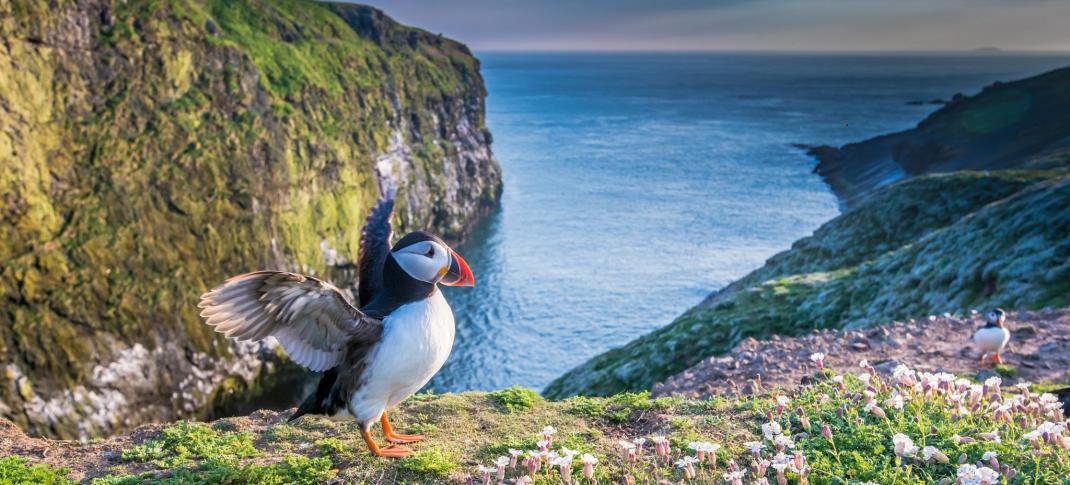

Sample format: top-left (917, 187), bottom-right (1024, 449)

top-left (546, 169), bottom-right (1070, 398)
top-left (810, 66), bottom-right (1070, 207)
top-left (0, 0), bottom-right (501, 439)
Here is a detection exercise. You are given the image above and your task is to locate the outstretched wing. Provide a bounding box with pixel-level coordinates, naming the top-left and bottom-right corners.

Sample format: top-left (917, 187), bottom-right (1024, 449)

top-left (198, 271), bottom-right (382, 372)
top-left (356, 188), bottom-right (396, 307)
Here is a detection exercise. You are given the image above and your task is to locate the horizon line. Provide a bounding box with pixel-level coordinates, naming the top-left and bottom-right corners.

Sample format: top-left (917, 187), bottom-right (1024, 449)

top-left (472, 47), bottom-right (1070, 55)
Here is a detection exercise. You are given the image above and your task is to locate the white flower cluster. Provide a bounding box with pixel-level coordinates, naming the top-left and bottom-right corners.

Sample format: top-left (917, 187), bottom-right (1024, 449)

top-left (957, 464), bottom-right (1000, 485)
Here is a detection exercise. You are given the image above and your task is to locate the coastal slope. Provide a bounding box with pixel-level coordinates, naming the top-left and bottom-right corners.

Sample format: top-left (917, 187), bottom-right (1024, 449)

top-left (0, 0), bottom-right (501, 439)
top-left (545, 169), bottom-right (1070, 398)
top-left (810, 66), bottom-right (1070, 206)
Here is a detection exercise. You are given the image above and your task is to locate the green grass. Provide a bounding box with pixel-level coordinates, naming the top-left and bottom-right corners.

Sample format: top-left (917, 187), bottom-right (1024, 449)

top-left (567, 391), bottom-right (682, 424)
top-left (398, 450), bottom-right (457, 478)
top-left (993, 364), bottom-right (1019, 378)
top-left (488, 386), bottom-right (544, 412)
top-left (93, 456), bottom-right (335, 485)
top-left (0, 457), bottom-right (73, 485)
top-left (121, 421), bottom-right (258, 467)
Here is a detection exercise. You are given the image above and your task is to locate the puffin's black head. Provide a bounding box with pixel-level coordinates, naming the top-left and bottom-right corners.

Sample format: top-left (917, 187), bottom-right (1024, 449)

top-left (386, 231), bottom-right (475, 293)
top-left (987, 308), bottom-right (1006, 327)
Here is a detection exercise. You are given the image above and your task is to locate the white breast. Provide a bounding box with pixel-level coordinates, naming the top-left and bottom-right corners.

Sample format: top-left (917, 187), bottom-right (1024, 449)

top-left (973, 327), bottom-right (1010, 353)
top-left (348, 290), bottom-right (455, 424)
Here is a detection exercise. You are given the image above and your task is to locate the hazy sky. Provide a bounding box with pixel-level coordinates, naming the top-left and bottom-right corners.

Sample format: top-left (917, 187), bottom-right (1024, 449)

top-left (360, 0), bottom-right (1070, 52)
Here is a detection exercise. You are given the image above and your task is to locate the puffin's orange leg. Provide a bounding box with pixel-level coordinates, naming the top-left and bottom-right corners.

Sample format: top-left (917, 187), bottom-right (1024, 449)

top-left (992, 353), bottom-right (1003, 364)
top-left (979, 353), bottom-right (989, 367)
top-left (381, 412), bottom-right (425, 444)
top-left (362, 427), bottom-right (411, 458)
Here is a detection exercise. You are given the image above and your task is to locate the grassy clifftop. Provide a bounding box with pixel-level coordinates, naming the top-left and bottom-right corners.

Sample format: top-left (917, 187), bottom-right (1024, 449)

top-left (545, 169), bottom-right (1070, 399)
top-left (3, 367), bottom-right (1068, 484)
top-left (0, 0), bottom-right (500, 439)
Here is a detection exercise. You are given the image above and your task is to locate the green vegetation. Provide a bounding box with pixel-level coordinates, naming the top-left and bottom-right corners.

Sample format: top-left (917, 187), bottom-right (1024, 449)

top-left (0, 0), bottom-right (500, 439)
top-left (398, 450), bottom-right (458, 478)
top-left (0, 457), bottom-right (72, 485)
top-left (122, 422), bottom-right (258, 467)
top-left (567, 391), bottom-right (681, 424)
top-left (994, 364), bottom-right (1018, 378)
top-left (547, 170), bottom-right (1070, 398)
top-left (488, 386), bottom-right (544, 412)
top-left (10, 371), bottom-right (1069, 484)
top-left (93, 456), bottom-right (335, 485)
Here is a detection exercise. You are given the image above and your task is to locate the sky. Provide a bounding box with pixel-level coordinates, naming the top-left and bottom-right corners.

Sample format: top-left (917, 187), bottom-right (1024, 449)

top-left (358, 0), bottom-right (1070, 52)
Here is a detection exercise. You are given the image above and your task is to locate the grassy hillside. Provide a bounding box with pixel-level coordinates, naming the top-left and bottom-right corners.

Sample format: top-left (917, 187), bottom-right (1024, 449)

top-left (3, 365), bottom-right (1067, 484)
top-left (546, 170), bottom-right (1070, 399)
top-left (0, 0), bottom-right (500, 439)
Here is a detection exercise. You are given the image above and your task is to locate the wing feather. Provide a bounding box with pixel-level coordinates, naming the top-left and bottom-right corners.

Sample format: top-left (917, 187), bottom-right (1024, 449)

top-left (356, 188), bottom-right (396, 307)
top-left (198, 271), bottom-right (382, 372)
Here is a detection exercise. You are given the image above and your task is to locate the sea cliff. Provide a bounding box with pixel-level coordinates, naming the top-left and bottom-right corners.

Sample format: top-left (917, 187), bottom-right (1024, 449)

top-left (546, 168), bottom-right (1070, 398)
top-left (809, 66), bottom-right (1070, 207)
top-left (546, 65), bottom-right (1070, 399)
top-left (0, 0), bottom-right (501, 439)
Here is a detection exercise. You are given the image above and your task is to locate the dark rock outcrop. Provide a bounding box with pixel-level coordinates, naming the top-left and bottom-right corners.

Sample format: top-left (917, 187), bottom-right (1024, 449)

top-left (0, 0), bottom-right (500, 439)
top-left (811, 66), bottom-right (1070, 207)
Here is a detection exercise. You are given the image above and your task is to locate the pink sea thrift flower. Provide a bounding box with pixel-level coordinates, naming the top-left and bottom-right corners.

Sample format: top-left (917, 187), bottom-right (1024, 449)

top-left (580, 453), bottom-right (597, 480)
top-left (864, 401), bottom-right (887, 418)
top-left (651, 436), bottom-right (671, 463)
top-left (617, 440), bottom-right (637, 464)
top-left (723, 470), bottom-right (746, 485)
top-left (541, 425), bottom-right (557, 446)
top-left (775, 395), bottom-right (791, 416)
top-left (632, 437), bottom-right (646, 456)
top-left (809, 352), bottom-right (825, 369)
top-left (477, 465), bottom-right (496, 485)
top-left (494, 456), bottom-right (509, 481)
top-left (688, 441), bottom-right (720, 463)
top-left (892, 434), bottom-right (918, 459)
top-left (982, 451), bottom-right (999, 470)
top-left (552, 455), bottom-right (573, 484)
top-left (508, 449), bottom-right (523, 469)
top-left (676, 456), bottom-right (698, 479)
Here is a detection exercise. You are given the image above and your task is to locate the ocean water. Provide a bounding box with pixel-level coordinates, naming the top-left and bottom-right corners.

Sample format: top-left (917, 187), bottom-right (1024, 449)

top-left (430, 52), bottom-right (1070, 393)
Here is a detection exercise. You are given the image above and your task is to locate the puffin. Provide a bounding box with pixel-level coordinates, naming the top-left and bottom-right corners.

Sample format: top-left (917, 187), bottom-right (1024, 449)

top-left (197, 190), bottom-right (474, 458)
top-left (973, 308), bottom-right (1010, 366)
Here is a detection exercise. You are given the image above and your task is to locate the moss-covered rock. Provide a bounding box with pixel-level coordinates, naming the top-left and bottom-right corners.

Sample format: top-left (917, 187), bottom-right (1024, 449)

top-left (0, 0), bottom-right (501, 439)
top-left (546, 170), bottom-right (1070, 398)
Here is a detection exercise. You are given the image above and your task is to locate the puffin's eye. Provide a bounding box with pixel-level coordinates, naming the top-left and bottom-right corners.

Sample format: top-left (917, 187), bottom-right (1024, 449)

top-left (424, 246), bottom-right (435, 258)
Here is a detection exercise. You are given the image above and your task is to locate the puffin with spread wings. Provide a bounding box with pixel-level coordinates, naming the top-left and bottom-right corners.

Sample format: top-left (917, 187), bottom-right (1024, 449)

top-left (197, 191), bottom-right (474, 458)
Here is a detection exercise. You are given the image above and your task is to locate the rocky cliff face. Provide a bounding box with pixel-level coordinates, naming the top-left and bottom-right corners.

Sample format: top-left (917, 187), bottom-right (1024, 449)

top-left (0, 0), bottom-right (501, 439)
top-left (810, 66), bottom-right (1070, 207)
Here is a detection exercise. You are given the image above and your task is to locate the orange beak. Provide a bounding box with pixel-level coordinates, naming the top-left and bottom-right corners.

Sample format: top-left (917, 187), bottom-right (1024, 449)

top-left (440, 250), bottom-right (475, 287)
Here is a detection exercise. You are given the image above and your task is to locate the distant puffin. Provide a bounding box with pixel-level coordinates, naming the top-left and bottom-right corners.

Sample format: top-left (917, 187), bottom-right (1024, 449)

top-left (197, 190), bottom-right (474, 458)
top-left (973, 308), bottom-right (1010, 366)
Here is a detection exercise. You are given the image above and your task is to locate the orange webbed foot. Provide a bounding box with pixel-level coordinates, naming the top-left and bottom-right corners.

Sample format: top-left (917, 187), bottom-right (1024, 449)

top-left (377, 445), bottom-right (413, 458)
top-left (362, 428), bottom-right (412, 458)
top-left (381, 412), bottom-right (426, 444)
top-left (386, 433), bottom-right (426, 444)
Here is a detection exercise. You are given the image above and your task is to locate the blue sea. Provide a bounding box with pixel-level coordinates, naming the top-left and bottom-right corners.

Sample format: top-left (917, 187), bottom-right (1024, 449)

top-left (431, 52), bottom-right (1070, 393)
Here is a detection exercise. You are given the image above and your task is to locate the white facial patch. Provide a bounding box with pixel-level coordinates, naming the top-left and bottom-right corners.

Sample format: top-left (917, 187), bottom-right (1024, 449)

top-left (392, 240), bottom-right (451, 284)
